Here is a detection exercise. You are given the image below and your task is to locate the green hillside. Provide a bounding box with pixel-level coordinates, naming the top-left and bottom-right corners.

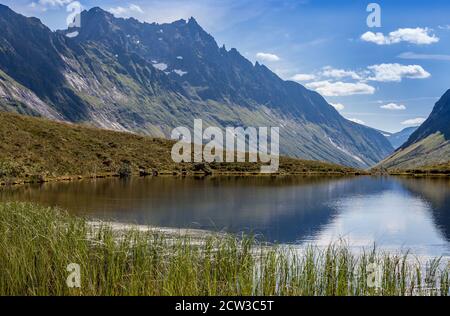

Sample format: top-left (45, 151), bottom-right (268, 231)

top-left (381, 133), bottom-right (450, 175)
top-left (0, 111), bottom-right (360, 184)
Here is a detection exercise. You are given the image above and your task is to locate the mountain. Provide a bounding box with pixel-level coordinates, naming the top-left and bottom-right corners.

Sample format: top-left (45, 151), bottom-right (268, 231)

top-left (379, 89), bottom-right (450, 170)
top-left (380, 127), bottom-right (418, 149)
top-left (0, 5), bottom-right (393, 167)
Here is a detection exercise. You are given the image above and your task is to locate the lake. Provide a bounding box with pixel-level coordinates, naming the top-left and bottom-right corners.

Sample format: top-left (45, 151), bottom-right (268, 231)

top-left (1, 176), bottom-right (449, 257)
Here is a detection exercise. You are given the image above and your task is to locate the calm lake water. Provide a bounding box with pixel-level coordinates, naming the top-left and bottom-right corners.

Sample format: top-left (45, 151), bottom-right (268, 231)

top-left (1, 176), bottom-right (450, 257)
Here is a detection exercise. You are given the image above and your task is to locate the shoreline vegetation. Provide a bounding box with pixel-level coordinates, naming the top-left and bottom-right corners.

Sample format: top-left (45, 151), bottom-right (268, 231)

top-left (0, 202), bottom-right (449, 296)
top-left (0, 111), bottom-right (362, 186)
top-left (387, 165), bottom-right (450, 177)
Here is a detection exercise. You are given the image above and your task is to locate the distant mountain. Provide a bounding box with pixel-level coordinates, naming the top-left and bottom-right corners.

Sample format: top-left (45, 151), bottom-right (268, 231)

top-left (379, 89), bottom-right (450, 170)
top-left (0, 5), bottom-right (393, 167)
top-left (380, 127), bottom-right (417, 149)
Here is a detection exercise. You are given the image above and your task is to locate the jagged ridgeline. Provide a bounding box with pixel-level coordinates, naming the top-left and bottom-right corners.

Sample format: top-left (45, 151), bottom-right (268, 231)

top-left (0, 5), bottom-right (393, 168)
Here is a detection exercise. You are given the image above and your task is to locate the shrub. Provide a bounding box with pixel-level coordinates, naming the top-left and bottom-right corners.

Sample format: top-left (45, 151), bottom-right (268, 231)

top-left (118, 161), bottom-right (132, 178)
top-left (193, 163), bottom-right (212, 175)
top-left (0, 160), bottom-right (23, 179)
top-left (29, 174), bottom-right (46, 183)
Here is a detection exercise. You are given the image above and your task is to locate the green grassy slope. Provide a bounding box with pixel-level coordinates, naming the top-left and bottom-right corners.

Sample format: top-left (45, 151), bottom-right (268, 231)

top-left (377, 89), bottom-right (450, 173)
top-left (0, 111), bottom-right (360, 184)
top-left (377, 133), bottom-right (450, 174)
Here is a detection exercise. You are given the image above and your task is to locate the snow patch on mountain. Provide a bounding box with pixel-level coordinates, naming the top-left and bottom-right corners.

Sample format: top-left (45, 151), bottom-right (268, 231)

top-left (153, 63), bottom-right (168, 71)
top-left (328, 137), bottom-right (365, 165)
top-left (173, 69), bottom-right (188, 76)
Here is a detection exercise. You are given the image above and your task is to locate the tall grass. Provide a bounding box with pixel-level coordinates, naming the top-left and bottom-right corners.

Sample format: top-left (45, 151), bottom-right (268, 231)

top-left (0, 202), bottom-right (448, 296)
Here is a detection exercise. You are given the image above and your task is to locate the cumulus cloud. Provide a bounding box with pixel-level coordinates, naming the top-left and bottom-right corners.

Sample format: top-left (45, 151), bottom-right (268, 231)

top-left (109, 4), bottom-right (144, 17)
top-left (361, 28), bottom-right (439, 45)
top-left (297, 63), bottom-right (429, 97)
top-left (38, 0), bottom-right (72, 6)
top-left (28, 0), bottom-right (72, 11)
top-left (321, 66), bottom-right (361, 80)
top-left (329, 103), bottom-right (345, 111)
top-left (347, 118), bottom-right (365, 125)
top-left (305, 80), bottom-right (375, 97)
top-left (361, 32), bottom-right (386, 45)
top-left (367, 63), bottom-right (430, 82)
top-left (290, 73), bottom-right (316, 82)
top-left (401, 117), bottom-right (426, 125)
top-left (398, 52), bottom-right (450, 61)
top-left (256, 52), bottom-right (280, 62)
top-left (380, 103), bottom-right (406, 110)
top-left (305, 64), bottom-right (430, 83)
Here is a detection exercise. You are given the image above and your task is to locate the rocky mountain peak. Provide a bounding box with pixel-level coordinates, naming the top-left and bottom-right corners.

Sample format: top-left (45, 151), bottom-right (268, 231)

top-left (0, 4), bottom-right (394, 167)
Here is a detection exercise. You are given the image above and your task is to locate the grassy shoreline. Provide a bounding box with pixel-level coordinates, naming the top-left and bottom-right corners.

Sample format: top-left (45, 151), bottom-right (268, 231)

top-left (0, 111), bottom-right (362, 186)
top-left (0, 170), bottom-right (364, 186)
top-left (388, 168), bottom-right (450, 177)
top-left (0, 202), bottom-right (448, 296)
top-left (3, 169), bottom-right (448, 187)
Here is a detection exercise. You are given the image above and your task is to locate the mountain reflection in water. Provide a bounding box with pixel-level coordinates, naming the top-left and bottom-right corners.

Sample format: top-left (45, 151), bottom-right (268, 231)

top-left (1, 176), bottom-right (449, 257)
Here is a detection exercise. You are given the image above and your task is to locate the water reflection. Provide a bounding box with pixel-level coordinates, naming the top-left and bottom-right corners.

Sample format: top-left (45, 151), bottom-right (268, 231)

top-left (396, 178), bottom-right (450, 244)
top-left (1, 176), bottom-right (449, 256)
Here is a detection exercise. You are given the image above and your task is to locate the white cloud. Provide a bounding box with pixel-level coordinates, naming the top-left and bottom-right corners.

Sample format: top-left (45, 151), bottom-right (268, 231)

top-left (105, 0), bottom-right (271, 33)
top-left (367, 63), bottom-right (430, 82)
top-left (29, 0), bottom-right (72, 11)
top-left (305, 80), bottom-right (375, 97)
top-left (127, 4), bottom-right (144, 13)
top-left (38, 0), bottom-right (72, 6)
top-left (398, 52), bottom-right (450, 61)
top-left (361, 28), bottom-right (439, 45)
top-left (347, 118), bottom-right (365, 125)
top-left (109, 4), bottom-right (144, 17)
top-left (438, 25), bottom-right (450, 30)
top-left (380, 103), bottom-right (406, 110)
top-left (329, 103), bottom-right (345, 111)
top-left (303, 63), bottom-right (430, 84)
top-left (321, 66), bottom-right (361, 80)
top-left (300, 63), bottom-right (430, 97)
top-left (361, 31), bottom-right (386, 45)
top-left (256, 52), bottom-right (280, 62)
top-left (401, 117), bottom-right (426, 125)
top-left (290, 73), bottom-right (316, 82)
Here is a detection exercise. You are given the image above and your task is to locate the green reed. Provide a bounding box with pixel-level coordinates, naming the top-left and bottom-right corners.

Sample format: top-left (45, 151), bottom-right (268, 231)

top-left (0, 202), bottom-right (448, 296)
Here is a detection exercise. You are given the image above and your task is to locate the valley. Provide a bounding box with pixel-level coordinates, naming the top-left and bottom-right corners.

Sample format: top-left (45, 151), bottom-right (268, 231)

top-left (0, 5), bottom-right (393, 168)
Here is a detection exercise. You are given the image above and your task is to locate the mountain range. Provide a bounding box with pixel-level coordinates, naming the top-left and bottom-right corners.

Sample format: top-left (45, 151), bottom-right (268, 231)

top-left (0, 5), bottom-right (394, 167)
top-left (380, 127), bottom-right (417, 150)
top-left (380, 89), bottom-right (450, 170)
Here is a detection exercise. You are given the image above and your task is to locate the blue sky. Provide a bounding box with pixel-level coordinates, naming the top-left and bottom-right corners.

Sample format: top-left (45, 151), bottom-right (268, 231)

top-left (2, 0), bottom-right (450, 132)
